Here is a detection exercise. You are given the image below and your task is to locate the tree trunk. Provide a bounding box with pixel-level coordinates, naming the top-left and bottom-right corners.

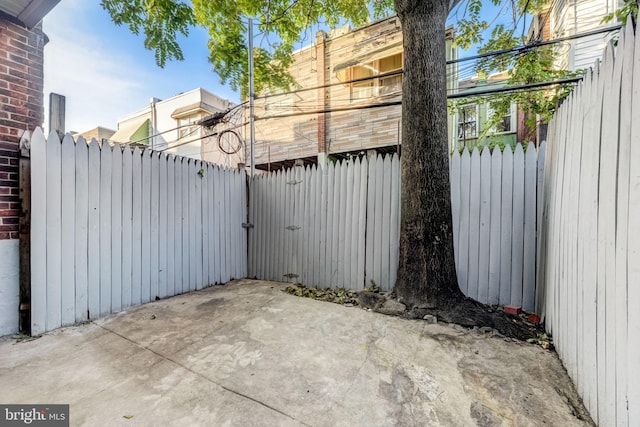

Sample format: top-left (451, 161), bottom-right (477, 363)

top-left (393, 0), bottom-right (463, 308)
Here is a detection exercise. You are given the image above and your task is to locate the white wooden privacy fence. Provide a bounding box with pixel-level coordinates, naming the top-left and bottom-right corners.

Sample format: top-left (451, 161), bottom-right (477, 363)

top-left (537, 21), bottom-right (639, 427)
top-left (29, 128), bottom-right (247, 335)
top-left (249, 145), bottom-right (545, 311)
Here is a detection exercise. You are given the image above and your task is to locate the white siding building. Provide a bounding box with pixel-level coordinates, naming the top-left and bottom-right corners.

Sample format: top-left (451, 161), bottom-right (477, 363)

top-left (113, 88), bottom-right (239, 166)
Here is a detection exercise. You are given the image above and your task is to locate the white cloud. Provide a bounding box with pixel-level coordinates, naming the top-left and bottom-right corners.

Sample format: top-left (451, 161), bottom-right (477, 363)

top-left (43, 1), bottom-right (149, 133)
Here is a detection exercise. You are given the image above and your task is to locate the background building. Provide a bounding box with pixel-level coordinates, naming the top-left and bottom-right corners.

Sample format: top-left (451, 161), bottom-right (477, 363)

top-left (251, 16), bottom-right (458, 170)
top-left (111, 88), bottom-right (239, 167)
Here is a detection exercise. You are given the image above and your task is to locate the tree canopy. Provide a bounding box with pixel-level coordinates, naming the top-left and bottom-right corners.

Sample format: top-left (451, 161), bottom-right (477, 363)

top-left (102, 0), bottom-right (587, 133)
top-left (103, 0), bottom-right (394, 97)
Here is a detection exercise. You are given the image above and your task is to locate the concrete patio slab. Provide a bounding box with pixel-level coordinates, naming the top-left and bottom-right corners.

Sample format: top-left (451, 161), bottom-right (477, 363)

top-left (0, 279), bottom-right (591, 426)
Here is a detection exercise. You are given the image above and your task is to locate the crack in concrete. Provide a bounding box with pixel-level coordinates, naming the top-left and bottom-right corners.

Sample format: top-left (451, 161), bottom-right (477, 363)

top-left (96, 322), bottom-right (311, 427)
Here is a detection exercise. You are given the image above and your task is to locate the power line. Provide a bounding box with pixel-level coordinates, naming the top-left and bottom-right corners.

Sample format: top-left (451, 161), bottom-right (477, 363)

top-left (253, 24), bottom-right (619, 104)
top-left (447, 24), bottom-right (622, 64)
top-left (446, 77), bottom-right (581, 99)
top-left (254, 76), bottom-right (582, 121)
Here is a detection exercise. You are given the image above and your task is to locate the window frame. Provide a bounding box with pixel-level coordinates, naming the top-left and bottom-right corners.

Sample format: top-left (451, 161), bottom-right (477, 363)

top-left (487, 102), bottom-right (517, 135)
top-left (347, 53), bottom-right (403, 101)
top-left (457, 103), bottom-right (479, 141)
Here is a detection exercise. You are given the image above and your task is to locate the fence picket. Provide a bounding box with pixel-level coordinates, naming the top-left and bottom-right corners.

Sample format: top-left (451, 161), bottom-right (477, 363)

top-left (131, 148), bottom-right (142, 307)
top-left (523, 146), bottom-right (537, 312)
top-left (488, 148), bottom-right (502, 305)
top-left (150, 152), bottom-right (160, 299)
top-left (467, 148), bottom-right (481, 300)
top-left (166, 156), bottom-right (176, 296)
top-left (365, 156), bottom-right (376, 287)
top-left (450, 151), bottom-right (461, 268)
top-left (121, 147), bottom-right (133, 309)
top-left (74, 138), bottom-right (89, 322)
top-left (458, 150), bottom-right (471, 294)
top-left (30, 128), bottom-right (47, 335)
top-left (60, 134), bottom-right (75, 326)
top-left (628, 21), bottom-right (640, 426)
top-left (389, 155), bottom-right (400, 290)
top-left (181, 158), bottom-right (190, 293)
top-left (499, 146), bottom-right (513, 305)
top-left (478, 148), bottom-right (491, 303)
top-left (87, 140), bottom-right (101, 317)
top-left (141, 150), bottom-right (152, 303)
top-left (511, 144), bottom-right (525, 307)
top-left (110, 145), bottom-right (123, 312)
top-left (99, 142), bottom-right (112, 316)
top-left (194, 161), bottom-right (203, 289)
top-left (158, 154), bottom-right (168, 297)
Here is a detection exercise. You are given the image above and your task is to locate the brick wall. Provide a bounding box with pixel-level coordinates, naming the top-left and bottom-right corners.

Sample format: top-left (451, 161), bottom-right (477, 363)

top-left (0, 19), bottom-right (45, 240)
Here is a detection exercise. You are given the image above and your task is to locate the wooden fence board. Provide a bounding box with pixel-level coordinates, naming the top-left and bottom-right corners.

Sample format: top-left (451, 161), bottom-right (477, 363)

top-left (628, 20), bottom-right (640, 426)
top-left (389, 155), bottom-right (400, 290)
top-left (488, 149), bottom-right (502, 305)
top-left (478, 148), bottom-right (491, 303)
top-left (150, 152), bottom-right (160, 299)
top-left (599, 43), bottom-right (620, 426)
top-left (365, 156), bottom-right (376, 287)
top-left (87, 140), bottom-right (101, 317)
top-left (30, 128), bottom-right (47, 335)
top-left (450, 151), bottom-right (461, 268)
top-left (380, 156), bottom-right (392, 290)
top-left (158, 154), bottom-right (168, 297)
top-left (121, 147), bottom-right (133, 309)
top-left (166, 157), bottom-right (176, 296)
top-left (511, 144), bottom-right (525, 307)
top-left (74, 138), bottom-right (89, 322)
top-left (46, 132), bottom-right (63, 330)
top-left (522, 146), bottom-right (537, 312)
top-left (141, 150), bottom-right (152, 303)
top-left (110, 146), bottom-right (123, 312)
top-left (60, 134), bottom-right (75, 326)
top-left (458, 150), bottom-right (471, 294)
top-left (467, 148), bottom-right (481, 300)
top-left (614, 22), bottom-right (635, 427)
top-left (99, 143), bottom-right (112, 316)
top-left (499, 147), bottom-right (514, 305)
top-left (131, 148), bottom-right (142, 307)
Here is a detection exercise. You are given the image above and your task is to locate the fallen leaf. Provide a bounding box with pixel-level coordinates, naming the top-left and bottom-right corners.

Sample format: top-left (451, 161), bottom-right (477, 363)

top-left (123, 415), bottom-right (134, 419)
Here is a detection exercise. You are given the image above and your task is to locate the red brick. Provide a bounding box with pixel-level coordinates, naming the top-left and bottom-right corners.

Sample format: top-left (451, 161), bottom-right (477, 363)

top-left (0, 232), bottom-right (10, 240)
top-left (528, 314), bottom-right (541, 324)
top-left (503, 305), bottom-right (522, 316)
top-left (0, 209), bottom-right (19, 217)
top-left (1, 217), bottom-right (18, 225)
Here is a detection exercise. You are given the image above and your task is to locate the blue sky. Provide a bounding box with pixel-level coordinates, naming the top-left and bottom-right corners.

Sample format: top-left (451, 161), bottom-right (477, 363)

top-left (43, 0), bottom-right (240, 133)
top-left (43, 0), bottom-right (519, 134)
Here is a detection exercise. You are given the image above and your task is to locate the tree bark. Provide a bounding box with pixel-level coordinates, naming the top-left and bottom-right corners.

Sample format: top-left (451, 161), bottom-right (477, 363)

top-left (393, 0), bottom-right (463, 308)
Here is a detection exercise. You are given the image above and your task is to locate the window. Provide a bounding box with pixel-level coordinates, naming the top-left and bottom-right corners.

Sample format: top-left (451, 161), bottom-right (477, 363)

top-left (487, 103), bottom-right (516, 134)
top-left (178, 114), bottom-right (199, 139)
top-left (457, 104), bottom-right (477, 140)
top-left (378, 53), bottom-right (403, 95)
top-left (347, 53), bottom-right (402, 100)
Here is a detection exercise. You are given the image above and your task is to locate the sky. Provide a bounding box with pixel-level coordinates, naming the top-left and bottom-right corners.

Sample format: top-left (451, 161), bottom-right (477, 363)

top-left (43, 0), bottom-right (240, 134)
top-left (42, 0), bottom-right (518, 134)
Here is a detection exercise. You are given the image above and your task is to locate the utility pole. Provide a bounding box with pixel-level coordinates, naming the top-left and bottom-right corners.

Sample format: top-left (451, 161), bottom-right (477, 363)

top-left (248, 18), bottom-right (255, 178)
